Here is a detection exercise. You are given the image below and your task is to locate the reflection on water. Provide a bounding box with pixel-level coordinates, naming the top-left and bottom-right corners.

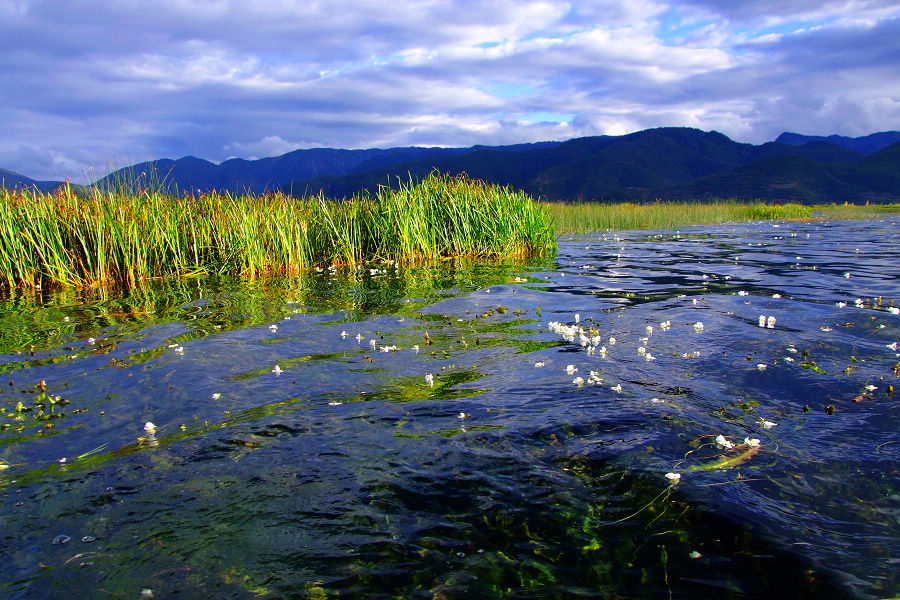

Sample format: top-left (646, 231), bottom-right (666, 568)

top-left (1, 219), bottom-right (898, 599)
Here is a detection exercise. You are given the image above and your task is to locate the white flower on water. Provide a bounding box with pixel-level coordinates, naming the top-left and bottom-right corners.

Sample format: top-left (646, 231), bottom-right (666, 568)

top-left (888, 342), bottom-right (898, 351)
top-left (650, 397), bottom-right (664, 404)
top-left (738, 291), bottom-right (749, 296)
top-left (844, 272), bottom-right (851, 278)
top-left (425, 373), bottom-right (434, 387)
top-left (757, 363), bottom-right (767, 371)
top-left (766, 316), bottom-right (776, 329)
top-left (865, 384), bottom-right (877, 392)
top-left (772, 294), bottom-right (781, 299)
top-left (211, 393), bottom-right (221, 400)
top-left (889, 307), bottom-right (900, 315)
top-left (820, 326), bottom-right (832, 332)
top-left (758, 315), bottom-right (766, 327)
top-left (836, 302), bottom-right (847, 308)
top-left (637, 346), bottom-right (647, 356)
top-left (744, 437), bottom-right (761, 447)
top-left (692, 298), bottom-right (700, 305)
top-left (272, 364), bottom-right (283, 374)
top-left (566, 364), bottom-right (577, 375)
top-left (693, 322), bottom-right (704, 332)
top-left (599, 346), bottom-right (608, 356)
top-left (87, 337), bottom-right (95, 345)
top-left (573, 376), bottom-right (585, 386)
top-left (759, 418), bottom-right (777, 429)
top-left (328, 401), bottom-right (342, 406)
top-left (574, 313), bottom-right (580, 323)
top-left (269, 324), bottom-right (278, 332)
top-left (144, 422), bottom-right (156, 434)
top-left (611, 383), bottom-right (622, 392)
top-left (340, 330), bottom-right (348, 338)
top-left (646, 325), bottom-right (653, 335)
top-left (608, 336), bottom-right (617, 345)
top-left (356, 333), bottom-right (364, 342)
top-left (369, 339), bottom-right (376, 348)
top-left (660, 320), bottom-right (671, 330)
top-left (665, 472), bottom-right (681, 483)
top-left (644, 352), bottom-right (656, 361)
top-left (534, 361), bottom-right (545, 367)
top-left (715, 434), bottom-right (735, 449)
top-left (588, 371), bottom-right (603, 384)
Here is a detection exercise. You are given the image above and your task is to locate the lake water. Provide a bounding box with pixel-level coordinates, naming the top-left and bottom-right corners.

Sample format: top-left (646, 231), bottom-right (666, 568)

top-left (1, 217), bottom-right (898, 599)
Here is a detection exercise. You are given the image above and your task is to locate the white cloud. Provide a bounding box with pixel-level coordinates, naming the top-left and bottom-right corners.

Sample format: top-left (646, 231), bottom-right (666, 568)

top-left (0, 0), bottom-right (898, 180)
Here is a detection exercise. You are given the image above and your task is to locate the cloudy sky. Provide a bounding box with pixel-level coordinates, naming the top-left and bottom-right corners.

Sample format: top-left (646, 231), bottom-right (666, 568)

top-left (2, 0), bottom-right (899, 182)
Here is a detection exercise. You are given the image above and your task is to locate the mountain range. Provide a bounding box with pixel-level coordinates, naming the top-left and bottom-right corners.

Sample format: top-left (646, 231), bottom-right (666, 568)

top-left (3, 128), bottom-right (899, 203)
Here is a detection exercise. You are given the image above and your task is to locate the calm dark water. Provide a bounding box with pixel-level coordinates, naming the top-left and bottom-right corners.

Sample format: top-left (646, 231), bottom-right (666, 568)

top-left (1, 218), bottom-right (898, 599)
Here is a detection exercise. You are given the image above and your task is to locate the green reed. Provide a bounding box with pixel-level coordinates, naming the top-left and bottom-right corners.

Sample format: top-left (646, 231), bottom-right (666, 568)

top-left (0, 173), bottom-right (554, 290)
top-left (546, 200), bottom-right (816, 234)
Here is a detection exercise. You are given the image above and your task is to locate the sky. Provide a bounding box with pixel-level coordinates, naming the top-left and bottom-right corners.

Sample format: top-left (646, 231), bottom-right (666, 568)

top-left (1, 0), bottom-right (899, 182)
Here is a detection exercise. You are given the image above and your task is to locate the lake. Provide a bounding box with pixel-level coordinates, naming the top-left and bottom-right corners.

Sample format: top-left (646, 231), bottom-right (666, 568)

top-left (1, 217), bottom-right (898, 599)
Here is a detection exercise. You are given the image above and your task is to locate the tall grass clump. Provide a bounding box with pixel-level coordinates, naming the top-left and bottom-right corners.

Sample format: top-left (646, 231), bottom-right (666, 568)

top-left (0, 173), bottom-right (554, 290)
top-left (547, 200), bottom-right (813, 234)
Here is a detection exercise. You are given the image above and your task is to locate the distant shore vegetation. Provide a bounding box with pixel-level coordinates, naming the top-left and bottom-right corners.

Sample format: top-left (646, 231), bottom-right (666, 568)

top-left (1, 173), bottom-right (897, 290)
top-left (546, 200), bottom-right (900, 234)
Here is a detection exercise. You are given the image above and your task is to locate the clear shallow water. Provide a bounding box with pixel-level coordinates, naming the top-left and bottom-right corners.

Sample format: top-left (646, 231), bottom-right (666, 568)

top-left (1, 218), bottom-right (898, 599)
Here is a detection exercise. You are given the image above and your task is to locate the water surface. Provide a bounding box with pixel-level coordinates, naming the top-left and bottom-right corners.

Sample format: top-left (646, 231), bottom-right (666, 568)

top-left (1, 218), bottom-right (898, 599)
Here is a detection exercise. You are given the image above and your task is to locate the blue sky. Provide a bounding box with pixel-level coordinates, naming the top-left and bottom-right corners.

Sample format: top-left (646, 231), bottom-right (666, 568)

top-left (1, 0), bottom-right (898, 181)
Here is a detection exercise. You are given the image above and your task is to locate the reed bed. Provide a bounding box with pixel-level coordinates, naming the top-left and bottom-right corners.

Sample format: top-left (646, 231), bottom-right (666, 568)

top-left (546, 200), bottom-right (815, 234)
top-left (0, 173), bottom-right (555, 290)
top-left (811, 203), bottom-right (900, 220)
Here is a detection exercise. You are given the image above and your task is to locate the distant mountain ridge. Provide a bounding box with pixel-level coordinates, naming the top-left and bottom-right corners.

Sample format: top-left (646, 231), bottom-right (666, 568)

top-left (0, 167), bottom-right (68, 192)
top-left (3, 129), bottom-right (899, 203)
top-left (775, 131), bottom-right (900, 155)
top-left (289, 128), bottom-right (900, 204)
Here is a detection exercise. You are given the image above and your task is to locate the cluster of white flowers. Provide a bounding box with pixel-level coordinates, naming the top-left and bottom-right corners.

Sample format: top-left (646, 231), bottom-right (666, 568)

top-left (547, 321), bottom-right (579, 342)
top-left (758, 315), bottom-right (776, 328)
top-left (637, 346), bottom-right (656, 361)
